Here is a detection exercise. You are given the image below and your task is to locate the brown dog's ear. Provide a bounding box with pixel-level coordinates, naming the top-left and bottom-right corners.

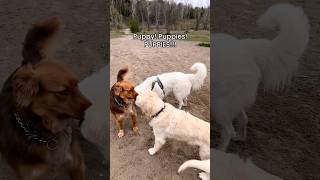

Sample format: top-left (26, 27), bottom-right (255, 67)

top-left (12, 65), bottom-right (39, 107)
top-left (30, 104), bottom-right (63, 134)
top-left (113, 83), bottom-right (123, 96)
top-left (42, 117), bottom-right (63, 134)
top-left (22, 17), bottom-right (60, 65)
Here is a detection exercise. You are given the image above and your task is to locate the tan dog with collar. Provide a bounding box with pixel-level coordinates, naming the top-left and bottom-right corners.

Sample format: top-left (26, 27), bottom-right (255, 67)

top-left (110, 67), bottom-right (139, 138)
top-left (135, 90), bottom-right (210, 178)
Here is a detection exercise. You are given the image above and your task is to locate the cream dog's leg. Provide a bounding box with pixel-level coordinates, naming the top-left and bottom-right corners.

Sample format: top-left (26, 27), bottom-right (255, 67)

top-left (148, 133), bottom-right (166, 155)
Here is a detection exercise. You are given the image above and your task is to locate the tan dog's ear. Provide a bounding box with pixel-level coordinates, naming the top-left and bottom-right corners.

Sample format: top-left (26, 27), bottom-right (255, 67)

top-left (12, 65), bottom-right (39, 107)
top-left (139, 95), bottom-right (154, 117)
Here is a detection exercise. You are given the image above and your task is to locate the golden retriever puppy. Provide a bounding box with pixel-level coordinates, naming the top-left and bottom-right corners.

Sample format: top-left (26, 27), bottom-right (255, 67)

top-left (135, 90), bottom-right (210, 159)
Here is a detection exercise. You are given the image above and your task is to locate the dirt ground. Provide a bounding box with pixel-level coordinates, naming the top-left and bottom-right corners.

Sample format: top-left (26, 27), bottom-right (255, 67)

top-left (213, 1), bottom-right (320, 180)
top-left (0, 0), bottom-right (108, 179)
top-left (110, 36), bottom-right (210, 179)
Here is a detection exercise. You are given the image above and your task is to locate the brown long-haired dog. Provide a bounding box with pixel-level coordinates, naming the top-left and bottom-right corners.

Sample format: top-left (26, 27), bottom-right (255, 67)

top-left (110, 68), bottom-right (139, 138)
top-left (0, 18), bottom-right (91, 180)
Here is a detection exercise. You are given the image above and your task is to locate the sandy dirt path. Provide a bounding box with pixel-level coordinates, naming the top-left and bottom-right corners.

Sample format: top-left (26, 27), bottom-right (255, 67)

top-left (110, 36), bottom-right (210, 180)
top-left (213, 1), bottom-right (320, 180)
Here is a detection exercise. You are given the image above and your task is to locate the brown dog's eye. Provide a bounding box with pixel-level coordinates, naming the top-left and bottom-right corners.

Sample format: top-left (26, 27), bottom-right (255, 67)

top-left (57, 89), bottom-right (70, 96)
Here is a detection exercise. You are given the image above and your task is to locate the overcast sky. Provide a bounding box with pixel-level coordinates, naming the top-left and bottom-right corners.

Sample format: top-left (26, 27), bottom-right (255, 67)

top-left (173, 0), bottom-right (210, 7)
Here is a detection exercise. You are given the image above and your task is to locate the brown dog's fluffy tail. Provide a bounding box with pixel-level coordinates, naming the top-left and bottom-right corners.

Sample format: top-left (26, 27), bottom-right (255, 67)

top-left (22, 17), bottom-right (60, 65)
top-left (117, 67), bottom-right (128, 82)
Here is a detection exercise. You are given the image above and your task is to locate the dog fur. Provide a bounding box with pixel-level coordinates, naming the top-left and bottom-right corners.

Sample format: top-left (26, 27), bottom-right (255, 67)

top-left (110, 67), bottom-right (139, 138)
top-left (0, 18), bottom-right (92, 180)
top-left (212, 4), bottom-right (310, 150)
top-left (178, 159), bottom-right (210, 180)
top-left (213, 149), bottom-right (283, 180)
top-left (135, 62), bottom-right (207, 109)
top-left (135, 90), bottom-right (210, 161)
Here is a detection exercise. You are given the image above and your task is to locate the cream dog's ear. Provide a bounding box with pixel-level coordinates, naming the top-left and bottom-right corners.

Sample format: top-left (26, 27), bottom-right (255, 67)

top-left (141, 98), bottom-right (154, 117)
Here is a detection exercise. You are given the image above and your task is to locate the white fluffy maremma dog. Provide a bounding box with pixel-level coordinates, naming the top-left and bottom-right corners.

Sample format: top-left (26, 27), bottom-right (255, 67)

top-left (213, 4), bottom-right (310, 150)
top-left (134, 62), bottom-right (207, 109)
top-left (135, 90), bottom-right (210, 175)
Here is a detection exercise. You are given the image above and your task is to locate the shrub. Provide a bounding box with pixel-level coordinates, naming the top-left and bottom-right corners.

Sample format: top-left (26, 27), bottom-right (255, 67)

top-left (128, 16), bottom-right (140, 33)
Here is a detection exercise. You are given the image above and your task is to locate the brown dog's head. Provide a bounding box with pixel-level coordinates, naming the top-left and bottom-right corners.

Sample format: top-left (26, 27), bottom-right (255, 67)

top-left (12, 61), bottom-right (92, 134)
top-left (11, 17), bottom-right (91, 134)
top-left (113, 81), bottom-right (139, 105)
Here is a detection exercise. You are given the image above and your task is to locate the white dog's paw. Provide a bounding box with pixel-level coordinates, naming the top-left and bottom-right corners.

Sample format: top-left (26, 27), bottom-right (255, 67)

top-left (148, 148), bottom-right (156, 155)
top-left (199, 172), bottom-right (209, 180)
top-left (117, 130), bottom-right (124, 138)
top-left (182, 98), bottom-right (188, 106)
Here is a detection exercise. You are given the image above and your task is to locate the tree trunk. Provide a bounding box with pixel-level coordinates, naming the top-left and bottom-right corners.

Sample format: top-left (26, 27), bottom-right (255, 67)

top-left (139, 2), bottom-right (145, 31)
top-left (131, 0), bottom-right (136, 17)
top-left (155, 1), bottom-right (160, 31)
top-left (146, 2), bottom-right (151, 31)
top-left (195, 9), bottom-right (200, 31)
top-left (163, 3), bottom-right (169, 33)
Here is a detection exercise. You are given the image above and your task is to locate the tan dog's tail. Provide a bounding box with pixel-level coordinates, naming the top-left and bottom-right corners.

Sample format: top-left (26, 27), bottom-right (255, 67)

top-left (117, 67), bottom-right (128, 82)
top-left (22, 17), bottom-right (60, 65)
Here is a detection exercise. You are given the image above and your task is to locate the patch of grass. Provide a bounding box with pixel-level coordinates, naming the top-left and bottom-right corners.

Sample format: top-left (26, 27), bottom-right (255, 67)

top-left (110, 31), bottom-right (125, 39)
top-left (185, 30), bottom-right (210, 42)
top-left (198, 42), bottom-right (210, 47)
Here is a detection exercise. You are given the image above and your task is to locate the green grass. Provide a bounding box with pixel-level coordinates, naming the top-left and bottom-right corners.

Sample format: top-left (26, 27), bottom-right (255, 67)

top-left (184, 30), bottom-right (210, 43)
top-left (110, 31), bottom-right (125, 39)
top-left (198, 42), bottom-right (210, 47)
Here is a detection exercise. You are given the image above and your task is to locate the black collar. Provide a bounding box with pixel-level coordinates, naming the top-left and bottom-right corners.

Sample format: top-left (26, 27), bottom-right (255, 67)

top-left (13, 112), bottom-right (58, 150)
top-left (151, 76), bottom-right (165, 95)
top-left (151, 105), bottom-right (166, 119)
top-left (114, 96), bottom-right (125, 107)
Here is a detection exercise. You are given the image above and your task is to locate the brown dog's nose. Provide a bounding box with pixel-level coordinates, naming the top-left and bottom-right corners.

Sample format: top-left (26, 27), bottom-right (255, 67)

top-left (81, 98), bottom-right (92, 111)
top-left (134, 91), bottom-right (139, 99)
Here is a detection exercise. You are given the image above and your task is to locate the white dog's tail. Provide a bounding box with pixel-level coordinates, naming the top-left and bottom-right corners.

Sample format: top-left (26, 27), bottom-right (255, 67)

top-left (255, 4), bottom-right (309, 91)
top-left (188, 62), bottom-right (207, 91)
top-left (178, 159), bottom-right (210, 174)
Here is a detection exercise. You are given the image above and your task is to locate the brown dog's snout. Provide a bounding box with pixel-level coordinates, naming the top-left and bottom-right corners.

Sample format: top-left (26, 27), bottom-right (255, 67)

top-left (134, 91), bottom-right (139, 99)
top-left (74, 95), bottom-right (91, 121)
top-left (80, 96), bottom-right (92, 111)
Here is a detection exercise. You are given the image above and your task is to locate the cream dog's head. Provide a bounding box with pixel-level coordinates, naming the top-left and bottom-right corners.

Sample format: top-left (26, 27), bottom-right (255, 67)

top-left (135, 90), bottom-right (164, 118)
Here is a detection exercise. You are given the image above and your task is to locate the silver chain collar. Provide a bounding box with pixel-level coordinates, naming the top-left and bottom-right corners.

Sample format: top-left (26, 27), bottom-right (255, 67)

top-left (13, 112), bottom-right (58, 150)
